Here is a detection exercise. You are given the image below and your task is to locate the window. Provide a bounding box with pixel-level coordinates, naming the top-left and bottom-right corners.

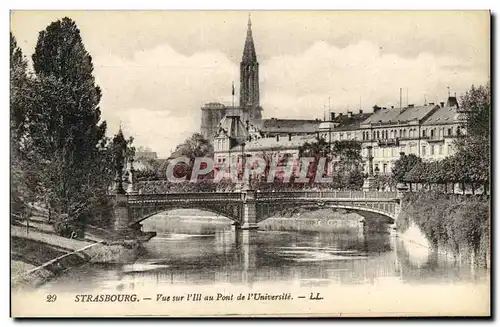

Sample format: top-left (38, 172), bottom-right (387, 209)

top-left (362, 132), bottom-right (365, 141)
top-left (457, 127), bottom-right (461, 136)
top-left (376, 131), bottom-right (380, 139)
top-left (430, 129), bottom-right (434, 138)
top-left (373, 131), bottom-right (376, 139)
top-left (430, 145), bottom-right (435, 155)
top-left (447, 144), bottom-right (452, 154)
top-left (422, 129), bottom-right (427, 138)
top-left (422, 145), bottom-right (426, 156)
top-left (448, 128), bottom-right (452, 136)
top-left (439, 145), bottom-right (443, 155)
top-left (383, 163), bottom-right (387, 173)
top-left (391, 148), bottom-right (396, 157)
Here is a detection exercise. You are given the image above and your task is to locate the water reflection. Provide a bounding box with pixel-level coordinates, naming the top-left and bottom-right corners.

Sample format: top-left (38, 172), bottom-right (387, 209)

top-left (38, 213), bottom-right (488, 293)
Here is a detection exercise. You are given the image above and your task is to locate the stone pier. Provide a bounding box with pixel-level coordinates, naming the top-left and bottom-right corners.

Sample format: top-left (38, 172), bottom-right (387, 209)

top-left (240, 189), bottom-right (259, 230)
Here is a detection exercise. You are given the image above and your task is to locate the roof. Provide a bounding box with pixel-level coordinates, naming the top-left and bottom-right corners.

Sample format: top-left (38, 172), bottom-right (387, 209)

top-left (202, 102), bottom-right (226, 109)
top-left (216, 115), bottom-right (248, 145)
top-left (258, 118), bottom-right (321, 134)
top-left (361, 104), bottom-right (439, 126)
top-left (230, 134), bottom-right (316, 152)
top-left (329, 112), bottom-right (373, 131)
top-left (422, 105), bottom-right (461, 126)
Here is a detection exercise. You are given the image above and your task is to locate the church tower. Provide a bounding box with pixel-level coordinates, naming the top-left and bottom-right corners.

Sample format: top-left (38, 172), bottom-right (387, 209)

top-left (239, 15), bottom-right (262, 121)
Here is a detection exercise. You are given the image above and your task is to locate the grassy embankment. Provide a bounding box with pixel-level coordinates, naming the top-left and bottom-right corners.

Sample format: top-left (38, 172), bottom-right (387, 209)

top-left (11, 216), bottom-right (139, 289)
top-left (397, 192), bottom-right (490, 267)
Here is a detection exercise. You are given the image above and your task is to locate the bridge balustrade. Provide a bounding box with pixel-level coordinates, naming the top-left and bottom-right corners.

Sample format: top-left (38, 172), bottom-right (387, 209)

top-left (128, 192), bottom-right (242, 203)
top-left (256, 190), bottom-right (397, 201)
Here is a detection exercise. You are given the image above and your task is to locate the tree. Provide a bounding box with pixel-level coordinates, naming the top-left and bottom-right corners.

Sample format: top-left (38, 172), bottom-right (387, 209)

top-left (10, 33), bottom-right (30, 151)
top-left (455, 82), bottom-right (491, 191)
top-left (392, 153), bottom-right (422, 183)
top-left (298, 136), bottom-right (331, 185)
top-left (27, 17), bottom-right (107, 235)
top-left (10, 33), bottom-right (37, 222)
top-left (168, 133), bottom-right (213, 181)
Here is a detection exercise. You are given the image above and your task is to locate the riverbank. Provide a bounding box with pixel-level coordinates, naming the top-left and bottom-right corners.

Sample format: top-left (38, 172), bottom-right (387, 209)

top-left (397, 192), bottom-right (490, 268)
top-left (11, 218), bottom-right (142, 290)
top-left (259, 208), bottom-right (362, 232)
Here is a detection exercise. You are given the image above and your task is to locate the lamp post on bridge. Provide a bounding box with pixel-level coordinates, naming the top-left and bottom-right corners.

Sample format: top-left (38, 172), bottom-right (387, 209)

top-left (362, 145), bottom-right (377, 192)
top-left (126, 157), bottom-right (138, 195)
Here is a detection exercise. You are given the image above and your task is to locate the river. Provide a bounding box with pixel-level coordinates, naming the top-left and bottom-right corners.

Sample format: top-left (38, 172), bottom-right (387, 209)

top-left (27, 211), bottom-right (489, 316)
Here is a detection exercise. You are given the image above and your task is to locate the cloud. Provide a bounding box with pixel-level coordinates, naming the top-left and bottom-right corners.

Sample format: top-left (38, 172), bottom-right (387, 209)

top-left (261, 40), bottom-right (488, 119)
top-left (94, 44), bottom-right (239, 157)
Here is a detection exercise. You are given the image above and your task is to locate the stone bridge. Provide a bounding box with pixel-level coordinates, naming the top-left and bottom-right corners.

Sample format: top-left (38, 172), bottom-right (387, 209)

top-left (110, 186), bottom-right (403, 237)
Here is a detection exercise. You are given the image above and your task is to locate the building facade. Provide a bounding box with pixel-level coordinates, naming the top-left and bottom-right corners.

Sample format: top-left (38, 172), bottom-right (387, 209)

top-left (318, 97), bottom-right (463, 175)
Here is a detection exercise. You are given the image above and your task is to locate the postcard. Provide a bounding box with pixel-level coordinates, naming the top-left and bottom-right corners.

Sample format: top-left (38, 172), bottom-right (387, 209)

top-left (10, 10), bottom-right (491, 317)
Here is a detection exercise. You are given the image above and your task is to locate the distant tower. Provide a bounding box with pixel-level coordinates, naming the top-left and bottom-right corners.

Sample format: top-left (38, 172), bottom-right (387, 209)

top-left (239, 14), bottom-right (262, 121)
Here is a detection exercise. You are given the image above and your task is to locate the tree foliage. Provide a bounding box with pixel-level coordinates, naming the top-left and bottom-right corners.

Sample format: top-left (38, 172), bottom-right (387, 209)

top-left (297, 137), bottom-right (363, 189)
top-left (10, 18), bottom-right (117, 235)
top-left (392, 153), bottom-right (422, 183)
top-left (168, 133), bottom-right (213, 180)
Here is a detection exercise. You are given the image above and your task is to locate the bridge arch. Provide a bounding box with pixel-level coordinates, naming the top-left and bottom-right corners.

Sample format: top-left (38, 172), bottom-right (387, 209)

top-left (255, 201), bottom-right (396, 224)
top-left (128, 203), bottom-right (243, 227)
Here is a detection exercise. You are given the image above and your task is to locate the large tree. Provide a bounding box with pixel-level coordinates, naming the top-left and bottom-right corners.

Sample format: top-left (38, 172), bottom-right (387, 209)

top-left (10, 33), bottom-right (34, 219)
top-left (455, 82), bottom-right (491, 190)
top-left (27, 17), bottom-right (107, 234)
top-left (10, 33), bottom-right (30, 151)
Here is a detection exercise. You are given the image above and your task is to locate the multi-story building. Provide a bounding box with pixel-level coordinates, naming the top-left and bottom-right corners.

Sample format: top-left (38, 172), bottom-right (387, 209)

top-left (316, 97), bottom-right (463, 175)
top-left (335, 97), bottom-right (461, 174)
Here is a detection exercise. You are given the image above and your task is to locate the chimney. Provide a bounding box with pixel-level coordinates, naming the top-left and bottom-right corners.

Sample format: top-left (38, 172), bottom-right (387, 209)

top-left (330, 112), bottom-right (336, 120)
top-left (440, 102), bottom-right (445, 108)
top-left (359, 109), bottom-right (363, 114)
top-left (276, 135), bottom-right (280, 142)
top-left (429, 102), bottom-right (435, 106)
top-left (338, 112), bottom-right (343, 117)
top-left (408, 104), bottom-right (414, 108)
top-left (391, 105), bottom-right (394, 109)
top-left (373, 107), bottom-right (381, 113)
top-left (400, 87), bottom-right (402, 112)
top-left (347, 111), bottom-right (353, 118)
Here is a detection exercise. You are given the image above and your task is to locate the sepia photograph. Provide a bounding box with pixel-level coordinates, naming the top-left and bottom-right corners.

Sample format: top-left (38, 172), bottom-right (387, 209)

top-left (9, 10), bottom-right (491, 317)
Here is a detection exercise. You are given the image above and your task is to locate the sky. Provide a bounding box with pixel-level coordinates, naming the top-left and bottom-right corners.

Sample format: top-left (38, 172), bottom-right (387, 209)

top-left (10, 11), bottom-right (490, 158)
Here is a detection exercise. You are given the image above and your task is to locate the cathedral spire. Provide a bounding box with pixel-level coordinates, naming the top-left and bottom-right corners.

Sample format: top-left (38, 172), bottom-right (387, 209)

top-left (242, 13), bottom-right (257, 63)
top-left (239, 14), bottom-right (261, 121)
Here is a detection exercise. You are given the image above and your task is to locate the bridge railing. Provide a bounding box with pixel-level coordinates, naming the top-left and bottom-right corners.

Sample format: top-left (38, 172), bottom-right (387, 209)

top-left (127, 190), bottom-right (398, 203)
top-left (128, 192), bottom-right (241, 202)
top-left (257, 190), bottom-right (397, 200)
